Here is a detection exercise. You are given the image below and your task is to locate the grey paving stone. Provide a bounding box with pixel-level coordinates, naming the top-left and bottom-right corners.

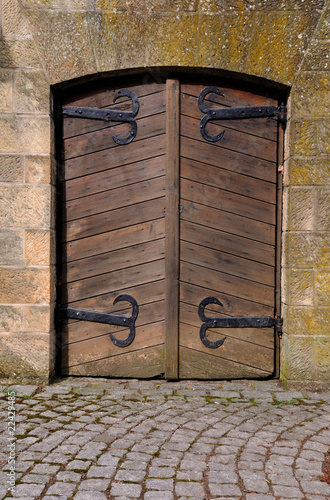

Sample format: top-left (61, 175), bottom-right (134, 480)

top-left (66, 460), bottom-right (92, 470)
top-left (148, 466), bottom-right (176, 478)
top-left (8, 385), bottom-right (38, 397)
top-left (146, 478), bottom-right (174, 490)
top-left (300, 480), bottom-right (330, 495)
top-left (87, 465), bottom-right (116, 478)
top-left (56, 470), bottom-right (82, 482)
top-left (175, 481), bottom-right (205, 496)
top-left (78, 478), bottom-right (110, 491)
top-left (272, 485), bottom-right (304, 497)
top-left (46, 482), bottom-right (76, 496)
top-left (144, 492), bottom-right (174, 499)
top-left (10, 483), bottom-right (44, 496)
top-left (74, 493), bottom-right (107, 500)
top-left (110, 482), bottom-right (142, 497)
top-left (209, 483), bottom-right (242, 496)
top-left (21, 473), bottom-right (51, 483)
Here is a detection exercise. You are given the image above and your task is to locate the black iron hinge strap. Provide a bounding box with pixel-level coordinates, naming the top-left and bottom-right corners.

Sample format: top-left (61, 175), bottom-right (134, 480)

top-left (62, 294), bottom-right (138, 347)
top-left (199, 297), bottom-right (282, 349)
top-left (62, 89), bottom-right (139, 145)
top-left (198, 86), bottom-right (287, 142)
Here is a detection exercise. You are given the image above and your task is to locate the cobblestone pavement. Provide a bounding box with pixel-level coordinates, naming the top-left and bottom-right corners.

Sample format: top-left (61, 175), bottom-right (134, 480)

top-left (0, 378), bottom-right (330, 500)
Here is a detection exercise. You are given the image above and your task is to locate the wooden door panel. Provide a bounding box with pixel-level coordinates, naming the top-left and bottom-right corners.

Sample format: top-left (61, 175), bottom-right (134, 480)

top-left (61, 81), bottom-right (167, 377)
top-left (178, 82), bottom-right (278, 379)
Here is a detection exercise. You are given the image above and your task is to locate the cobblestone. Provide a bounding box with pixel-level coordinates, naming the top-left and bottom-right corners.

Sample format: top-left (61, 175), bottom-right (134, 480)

top-left (0, 379), bottom-right (330, 499)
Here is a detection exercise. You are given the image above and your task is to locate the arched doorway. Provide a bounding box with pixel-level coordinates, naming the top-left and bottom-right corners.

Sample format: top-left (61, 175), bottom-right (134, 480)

top-left (55, 73), bottom-right (285, 379)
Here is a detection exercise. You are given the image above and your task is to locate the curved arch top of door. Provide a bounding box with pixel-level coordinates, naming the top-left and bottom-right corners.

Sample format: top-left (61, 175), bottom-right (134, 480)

top-left (55, 72), bottom-right (285, 380)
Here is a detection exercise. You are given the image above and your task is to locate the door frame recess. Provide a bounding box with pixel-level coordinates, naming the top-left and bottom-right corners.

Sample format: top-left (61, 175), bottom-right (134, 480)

top-left (53, 70), bottom-right (287, 379)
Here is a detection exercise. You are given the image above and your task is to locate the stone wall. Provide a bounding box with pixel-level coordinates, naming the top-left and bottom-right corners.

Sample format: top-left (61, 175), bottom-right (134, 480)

top-left (0, 0), bottom-right (329, 386)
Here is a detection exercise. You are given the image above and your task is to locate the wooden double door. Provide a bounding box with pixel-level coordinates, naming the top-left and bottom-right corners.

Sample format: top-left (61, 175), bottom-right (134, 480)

top-left (58, 76), bottom-right (282, 379)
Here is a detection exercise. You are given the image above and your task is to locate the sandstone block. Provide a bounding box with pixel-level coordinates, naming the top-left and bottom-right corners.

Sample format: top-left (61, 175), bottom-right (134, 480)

top-left (0, 40), bottom-right (41, 68)
top-left (0, 116), bottom-right (50, 154)
top-left (0, 229), bottom-right (24, 265)
top-left (0, 69), bottom-right (13, 113)
top-left (2, 0), bottom-right (31, 39)
top-left (246, 12), bottom-right (317, 85)
top-left (0, 155), bottom-right (24, 182)
top-left (316, 187), bottom-right (330, 230)
top-left (284, 268), bottom-right (314, 306)
top-left (315, 271), bottom-right (330, 306)
top-left (197, 13), bottom-right (253, 74)
top-left (315, 3), bottom-right (330, 39)
top-left (288, 158), bottom-right (330, 186)
top-left (0, 267), bottom-right (51, 303)
top-left (302, 40), bottom-right (330, 71)
top-left (314, 339), bottom-right (330, 376)
top-left (0, 185), bottom-right (51, 228)
top-left (25, 155), bottom-right (52, 183)
top-left (21, 0), bottom-right (87, 9)
top-left (291, 71), bottom-right (330, 117)
top-left (146, 13), bottom-right (199, 67)
top-left (89, 12), bottom-right (149, 72)
top-left (24, 305), bottom-right (51, 333)
top-left (0, 305), bottom-right (23, 332)
top-left (286, 187), bottom-right (315, 231)
top-left (0, 333), bottom-right (51, 382)
top-left (25, 10), bottom-right (97, 84)
top-left (283, 305), bottom-right (330, 336)
top-left (25, 229), bottom-right (54, 266)
top-left (14, 69), bottom-right (50, 114)
top-left (281, 335), bottom-right (314, 382)
top-left (284, 232), bottom-right (330, 268)
top-left (289, 119), bottom-right (319, 156)
top-left (319, 119), bottom-right (330, 155)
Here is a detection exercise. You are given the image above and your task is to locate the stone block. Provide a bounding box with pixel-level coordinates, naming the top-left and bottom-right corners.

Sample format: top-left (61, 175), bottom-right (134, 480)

top-left (0, 116), bottom-right (50, 154)
top-left (197, 13), bottom-right (254, 74)
top-left (0, 306), bottom-right (23, 332)
top-left (0, 229), bottom-right (24, 265)
top-left (281, 335), bottom-right (314, 382)
top-left (246, 12), bottom-right (317, 85)
top-left (0, 333), bottom-right (50, 383)
top-left (284, 269), bottom-right (314, 306)
top-left (2, 0), bottom-right (31, 39)
top-left (284, 232), bottom-right (330, 269)
top-left (25, 155), bottom-right (52, 183)
top-left (319, 119), bottom-right (330, 155)
top-left (287, 158), bottom-right (330, 186)
top-left (0, 155), bottom-right (24, 182)
top-left (286, 187), bottom-right (315, 231)
top-left (316, 187), bottom-right (330, 230)
top-left (14, 69), bottom-right (50, 114)
top-left (25, 10), bottom-right (97, 84)
top-left (302, 40), bottom-right (330, 71)
top-left (89, 12), bottom-right (150, 72)
top-left (0, 40), bottom-right (41, 68)
top-left (0, 267), bottom-right (51, 303)
top-left (0, 185), bottom-right (51, 228)
top-left (289, 119), bottom-right (319, 156)
top-left (0, 69), bottom-right (13, 113)
top-left (146, 13), bottom-right (199, 67)
top-left (283, 305), bottom-right (330, 336)
top-left (291, 71), bottom-right (330, 117)
top-left (315, 271), bottom-right (330, 306)
top-left (314, 339), bottom-right (330, 379)
top-left (316, 3), bottom-right (330, 39)
top-left (21, 0), bottom-right (87, 8)
top-left (25, 229), bottom-right (54, 266)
